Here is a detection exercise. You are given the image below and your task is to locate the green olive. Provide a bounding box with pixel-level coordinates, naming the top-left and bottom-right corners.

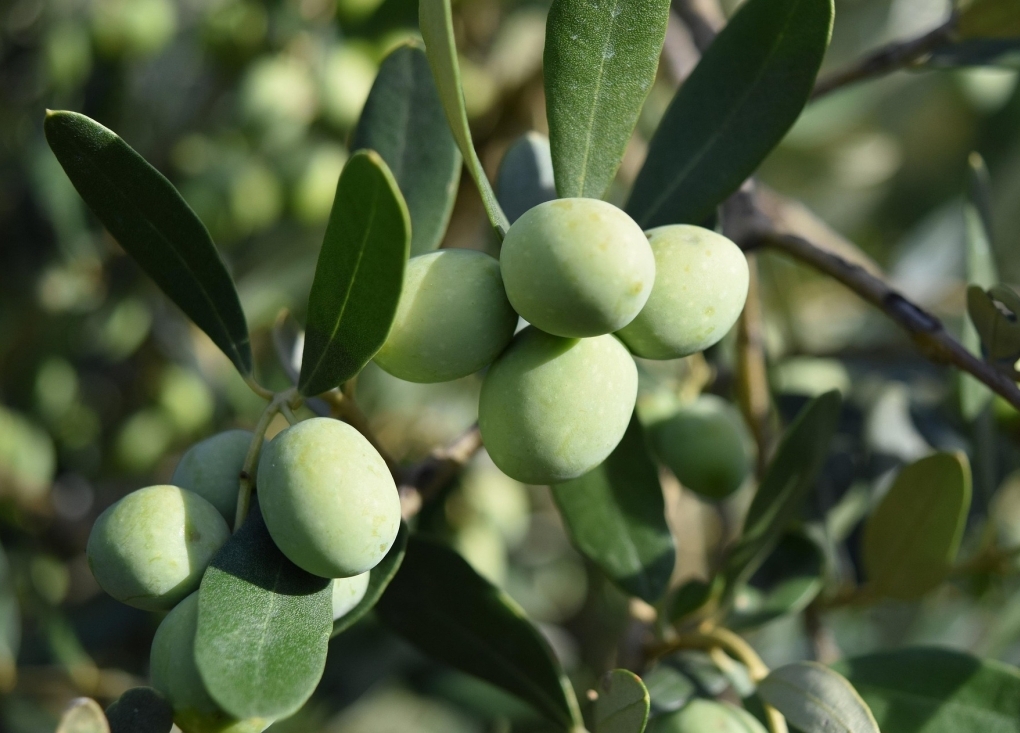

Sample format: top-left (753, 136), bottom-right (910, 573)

top-left (649, 395), bottom-right (750, 500)
top-left (374, 250), bottom-right (518, 383)
top-left (331, 572), bottom-right (370, 620)
top-left (150, 593), bottom-right (271, 733)
top-left (257, 418), bottom-right (401, 578)
top-left (500, 199), bottom-right (655, 337)
top-left (87, 486), bottom-right (229, 611)
top-left (479, 327), bottom-right (637, 484)
top-left (618, 225), bottom-right (748, 359)
top-left (172, 430), bottom-right (254, 523)
top-left (648, 699), bottom-right (767, 733)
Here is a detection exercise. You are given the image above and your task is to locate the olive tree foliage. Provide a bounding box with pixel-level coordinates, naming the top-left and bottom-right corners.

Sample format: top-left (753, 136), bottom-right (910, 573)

top-left (31, 0), bottom-right (1020, 731)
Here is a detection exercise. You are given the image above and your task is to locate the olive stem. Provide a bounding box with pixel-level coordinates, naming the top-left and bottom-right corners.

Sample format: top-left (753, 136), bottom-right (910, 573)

top-left (233, 388), bottom-right (296, 532)
top-left (243, 375), bottom-right (275, 400)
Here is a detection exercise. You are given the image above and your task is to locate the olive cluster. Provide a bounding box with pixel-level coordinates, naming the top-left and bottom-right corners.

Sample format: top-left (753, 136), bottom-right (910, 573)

top-left (376, 198), bottom-right (749, 485)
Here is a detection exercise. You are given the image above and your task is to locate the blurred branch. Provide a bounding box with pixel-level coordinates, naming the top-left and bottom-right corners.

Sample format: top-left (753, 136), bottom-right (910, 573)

top-left (398, 424), bottom-right (483, 519)
top-left (811, 18), bottom-right (957, 100)
top-left (733, 255), bottom-right (774, 475)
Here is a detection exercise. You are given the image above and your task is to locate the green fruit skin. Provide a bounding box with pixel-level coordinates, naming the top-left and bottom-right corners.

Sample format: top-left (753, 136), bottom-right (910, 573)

top-left (150, 593), bottom-right (271, 733)
top-left (331, 572), bottom-right (370, 620)
top-left (650, 395), bottom-right (750, 500)
top-left (87, 486), bottom-right (230, 611)
top-left (479, 327), bottom-right (638, 484)
top-left (172, 430), bottom-right (254, 523)
top-left (374, 249), bottom-right (518, 383)
top-left (649, 699), bottom-right (767, 733)
top-left (500, 198), bottom-right (655, 338)
top-left (618, 225), bottom-right (749, 359)
top-left (257, 418), bottom-right (401, 578)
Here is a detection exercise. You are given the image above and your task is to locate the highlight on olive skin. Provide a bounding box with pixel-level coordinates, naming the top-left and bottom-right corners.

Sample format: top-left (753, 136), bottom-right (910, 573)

top-left (331, 572), bottom-right (370, 620)
top-left (499, 198), bottom-right (656, 338)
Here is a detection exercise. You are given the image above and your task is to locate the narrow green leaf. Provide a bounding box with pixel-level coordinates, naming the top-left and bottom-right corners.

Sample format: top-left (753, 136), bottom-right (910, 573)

top-left (352, 42), bottom-right (461, 256)
top-left (497, 132), bottom-right (558, 224)
top-left (552, 413), bottom-right (675, 603)
top-left (967, 285), bottom-right (1020, 363)
top-left (863, 452), bottom-right (972, 601)
top-left (299, 150), bottom-right (410, 396)
top-left (595, 670), bottom-right (650, 733)
top-left (626, 0), bottom-right (833, 228)
top-left (43, 111), bottom-right (252, 375)
top-left (834, 647), bottom-right (1020, 733)
top-left (57, 698), bottom-right (110, 733)
top-left (419, 0), bottom-right (510, 238)
top-left (544, 0), bottom-right (671, 199)
top-left (375, 535), bottom-right (583, 729)
top-left (723, 391), bottom-right (841, 593)
top-left (105, 688), bottom-right (174, 733)
top-left (729, 531), bottom-right (823, 630)
top-left (668, 578), bottom-right (716, 625)
top-left (331, 521), bottom-right (408, 637)
top-left (196, 505), bottom-right (332, 720)
top-left (758, 662), bottom-right (879, 733)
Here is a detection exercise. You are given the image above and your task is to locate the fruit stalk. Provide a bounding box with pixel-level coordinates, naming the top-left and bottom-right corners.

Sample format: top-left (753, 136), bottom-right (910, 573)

top-left (234, 388), bottom-right (300, 532)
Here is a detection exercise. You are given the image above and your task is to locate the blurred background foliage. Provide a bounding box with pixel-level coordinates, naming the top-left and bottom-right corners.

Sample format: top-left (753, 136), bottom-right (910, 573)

top-left (2, 0), bottom-right (1020, 730)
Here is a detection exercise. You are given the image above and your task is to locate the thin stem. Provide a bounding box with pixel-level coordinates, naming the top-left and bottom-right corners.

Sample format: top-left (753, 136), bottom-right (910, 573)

top-left (233, 389), bottom-right (295, 532)
top-left (243, 375), bottom-right (275, 400)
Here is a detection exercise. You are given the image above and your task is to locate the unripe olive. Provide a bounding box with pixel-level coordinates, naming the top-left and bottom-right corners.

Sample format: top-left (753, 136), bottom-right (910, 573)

top-left (648, 699), bottom-right (766, 733)
top-left (500, 199), bottom-right (655, 338)
top-left (649, 395), bottom-right (750, 500)
top-left (257, 418), bottom-right (401, 578)
top-left (172, 430), bottom-right (254, 523)
top-left (150, 593), bottom-right (271, 733)
top-left (374, 250), bottom-right (518, 383)
top-left (618, 225), bottom-right (748, 359)
top-left (479, 327), bottom-right (637, 484)
top-left (87, 486), bottom-right (229, 611)
top-left (332, 572), bottom-right (370, 620)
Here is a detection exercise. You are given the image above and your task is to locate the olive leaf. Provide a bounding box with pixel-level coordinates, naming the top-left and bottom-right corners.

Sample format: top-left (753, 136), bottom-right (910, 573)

top-left (758, 662), bottom-right (879, 733)
top-left (195, 505), bottom-right (332, 721)
top-left (352, 42), bottom-right (461, 256)
top-left (497, 132), bottom-right (558, 224)
top-left (298, 150), bottom-right (410, 396)
top-left (834, 647), bottom-right (1020, 733)
top-left (544, 0), bottom-right (671, 199)
top-left (331, 521), bottom-right (408, 637)
top-left (0, 543), bottom-right (18, 693)
top-left (105, 687), bottom-right (174, 733)
top-left (967, 285), bottom-right (1020, 363)
top-left (595, 670), bottom-right (650, 733)
top-left (44, 111), bottom-right (253, 375)
top-left (56, 698), bottom-right (110, 733)
top-left (375, 535), bottom-right (583, 730)
top-left (863, 452), bottom-right (971, 601)
top-left (626, 0), bottom-right (833, 228)
top-left (419, 0), bottom-right (510, 238)
top-left (552, 413), bottom-right (675, 604)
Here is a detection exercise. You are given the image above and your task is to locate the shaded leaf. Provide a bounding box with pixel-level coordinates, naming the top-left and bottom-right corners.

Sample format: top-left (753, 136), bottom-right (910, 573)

top-left (863, 452), bottom-right (971, 600)
top-left (967, 285), bottom-right (1020, 363)
top-left (758, 662), bottom-right (879, 733)
top-left (44, 111), bottom-right (252, 375)
top-left (626, 0), bottom-right (833, 228)
top-left (299, 150), bottom-right (410, 396)
top-left (105, 687), bottom-right (174, 733)
top-left (331, 521), bottom-right (408, 637)
top-left (729, 531), bottom-right (824, 630)
top-left (352, 42), bottom-right (461, 256)
top-left (57, 698), bottom-right (109, 733)
top-left (723, 391), bottom-right (842, 593)
top-left (196, 505), bottom-right (332, 720)
top-left (419, 0), bottom-right (510, 238)
top-left (834, 647), bottom-right (1020, 733)
top-left (668, 578), bottom-right (717, 625)
top-left (595, 670), bottom-right (650, 733)
top-left (544, 0), bottom-right (671, 199)
top-left (497, 132), bottom-right (558, 224)
top-left (0, 543), bottom-right (18, 693)
top-left (552, 413), bottom-right (675, 603)
top-left (376, 535), bottom-right (582, 729)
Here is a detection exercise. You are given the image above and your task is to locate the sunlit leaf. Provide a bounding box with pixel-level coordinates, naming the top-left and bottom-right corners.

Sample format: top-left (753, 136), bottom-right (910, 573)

top-left (595, 670), bottom-right (650, 733)
top-left (758, 662), bottom-right (879, 733)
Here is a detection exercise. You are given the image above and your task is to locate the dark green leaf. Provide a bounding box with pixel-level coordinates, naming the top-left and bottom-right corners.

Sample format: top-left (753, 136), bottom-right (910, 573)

top-left (863, 452), bottom-right (971, 601)
top-left (668, 578), bottom-right (716, 625)
top-left (43, 111), bottom-right (252, 375)
top-left (352, 42), bottom-right (461, 256)
top-left (497, 132), bottom-right (558, 224)
top-left (57, 698), bottom-right (109, 733)
top-left (626, 0), bottom-right (833, 228)
top-left (834, 647), bottom-right (1020, 733)
top-left (729, 531), bottom-right (823, 630)
top-left (723, 391), bottom-right (841, 593)
top-left (419, 0), bottom-right (510, 238)
top-left (552, 413), bottom-right (675, 604)
top-left (299, 150), bottom-right (410, 396)
top-left (595, 670), bottom-right (650, 733)
top-left (105, 688), bottom-right (174, 733)
top-left (0, 543), bottom-right (18, 692)
top-left (376, 535), bottom-right (582, 729)
top-left (544, 0), bottom-right (671, 199)
top-left (196, 505), bottom-right (332, 720)
top-left (758, 662), bottom-right (879, 733)
top-left (331, 521), bottom-right (408, 637)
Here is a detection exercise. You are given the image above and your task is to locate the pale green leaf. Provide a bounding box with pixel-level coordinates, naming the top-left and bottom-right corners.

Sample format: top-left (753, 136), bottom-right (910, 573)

top-left (595, 670), bottom-right (650, 733)
top-left (758, 662), bottom-right (879, 733)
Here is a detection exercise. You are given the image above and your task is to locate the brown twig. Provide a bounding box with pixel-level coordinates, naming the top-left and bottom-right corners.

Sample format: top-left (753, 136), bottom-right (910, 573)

top-left (398, 424), bottom-right (483, 519)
